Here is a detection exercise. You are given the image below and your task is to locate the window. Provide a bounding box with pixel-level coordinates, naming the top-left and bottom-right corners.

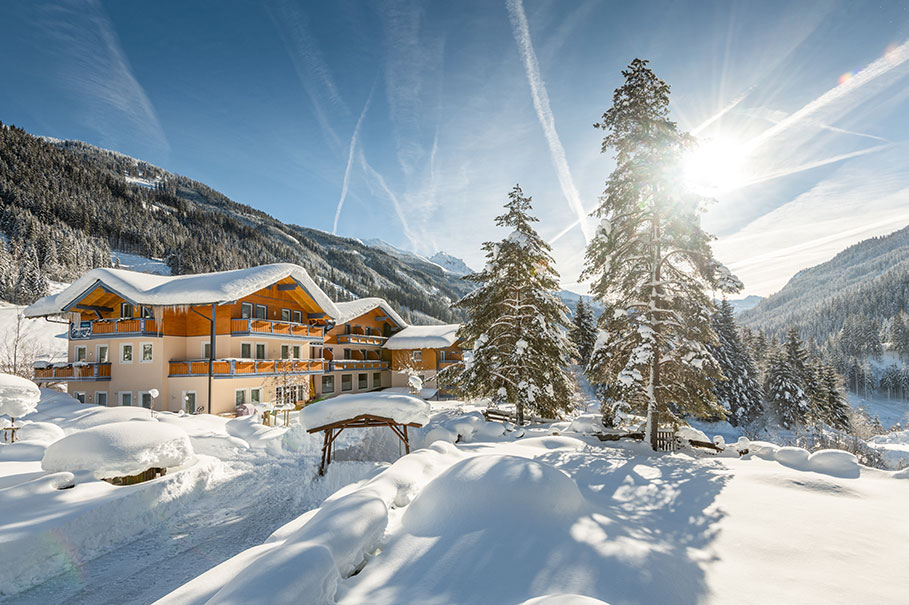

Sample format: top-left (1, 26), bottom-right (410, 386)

top-left (292, 310), bottom-right (302, 323)
top-left (141, 343), bottom-right (153, 363)
top-left (281, 345), bottom-right (290, 360)
top-left (235, 389), bottom-right (247, 406)
top-left (140, 392), bottom-right (153, 409)
top-left (184, 391), bottom-right (196, 414)
top-left (365, 327), bottom-right (372, 336)
top-left (120, 392), bottom-right (133, 406)
top-left (96, 392), bottom-right (108, 406)
top-left (255, 343), bottom-right (266, 360)
top-left (241, 302), bottom-right (253, 319)
top-left (141, 306), bottom-right (154, 319)
top-left (292, 345), bottom-right (301, 359)
top-left (250, 388), bottom-right (262, 404)
top-left (373, 372), bottom-right (381, 388)
top-left (281, 308), bottom-right (291, 322)
top-left (341, 374), bottom-right (353, 392)
top-left (121, 344), bottom-right (133, 363)
top-left (255, 304), bottom-right (267, 320)
top-left (74, 392), bottom-right (86, 404)
top-left (344, 349), bottom-right (352, 360)
top-left (322, 375), bottom-right (335, 394)
top-left (358, 373), bottom-right (368, 389)
top-left (241, 343), bottom-right (252, 358)
top-left (74, 346), bottom-right (87, 362)
top-left (297, 385), bottom-right (306, 402)
top-left (412, 351), bottom-right (423, 362)
top-left (97, 345), bottom-right (109, 363)
top-left (202, 342), bottom-right (211, 359)
top-left (120, 302), bottom-right (134, 318)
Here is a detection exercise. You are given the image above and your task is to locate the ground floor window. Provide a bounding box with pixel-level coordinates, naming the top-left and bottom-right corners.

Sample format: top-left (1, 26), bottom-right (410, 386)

top-left (251, 387), bottom-right (262, 404)
top-left (341, 374), bottom-right (352, 392)
top-left (322, 375), bottom-right (335, 394)
top-left (373, 372), bottom-right (381, 388)
top-left (358, 373), bottom-right (368, 390)
top-left (235, 389), bottom-right (247, 406)
top-left (297, 384), bottom-right (307, 401)
top-left (184, 391), bottom-right (196, 414)
top-left (73, 392), bottom-right (86, 403)
top-left (140, 392), bottom-right (153, 409)
top-left (119, 392), bottom-right (132, 406)
top-left (96, 392), bottom-right (107, 406)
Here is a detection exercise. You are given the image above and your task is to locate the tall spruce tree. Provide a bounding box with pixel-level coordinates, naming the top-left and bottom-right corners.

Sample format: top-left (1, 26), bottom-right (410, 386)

top-left (582, 58), bottom-right (742, 449)
top-left (764, 350), bottom-right (811, 429)
top-left (709, 299), bottom-right (764, 426)
top-left (570, 298), bottom-right (597, 367)
top-left (453, 185), bottom-right (575, 424)
top-left (819, 364), bottom-right (851, 430)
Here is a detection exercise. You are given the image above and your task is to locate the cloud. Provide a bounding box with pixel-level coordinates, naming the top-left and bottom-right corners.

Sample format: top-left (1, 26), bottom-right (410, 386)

top-left (42, 0), bottom-right (168, 152)
top-left (506, 0), bottom-right (593, 243)
top-left (333, 81), bottom-right (377, 234)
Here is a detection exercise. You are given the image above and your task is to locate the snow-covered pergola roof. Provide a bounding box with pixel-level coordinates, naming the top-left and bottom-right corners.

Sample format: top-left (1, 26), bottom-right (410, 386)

top-left (383, 324), bottom-right (461, 350)
top-left (333, 297), bottom-right (408, 328)
top-left (24, 263), bottom-right (339, 319)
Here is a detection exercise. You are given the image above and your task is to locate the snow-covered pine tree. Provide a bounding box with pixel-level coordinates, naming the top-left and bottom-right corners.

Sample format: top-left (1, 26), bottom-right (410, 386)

top-left (582, 58), bottom-right (742, 449)
top-left (764, 350), bottom-right (811, 429)
top-left (12, 244), bottom-right (49, 304)
top-left (569, 298), bottom-right (597, 367)
top-left (453, 185), bottom-right (576, 424)
top-left (819, 364), bottom-right (850, 430)
top-left (0, 239), bottom-right (15, 301)
top-left (709, 299), bottom-right (764, 426)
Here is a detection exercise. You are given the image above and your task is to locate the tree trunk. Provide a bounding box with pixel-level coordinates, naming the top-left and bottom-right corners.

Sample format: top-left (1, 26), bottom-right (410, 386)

top-left (648, 207), bottom-right (662, 451)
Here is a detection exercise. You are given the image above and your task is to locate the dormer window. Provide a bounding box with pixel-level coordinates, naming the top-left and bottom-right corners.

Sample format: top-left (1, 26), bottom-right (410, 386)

top-left (120, 302), bottom-right (134, 318)
top-left (241, 302), bottom-right (253, 319)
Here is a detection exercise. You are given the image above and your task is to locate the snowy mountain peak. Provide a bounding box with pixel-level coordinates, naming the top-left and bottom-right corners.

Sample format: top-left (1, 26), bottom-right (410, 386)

top-left (429, 252), bottom-right (474, 276)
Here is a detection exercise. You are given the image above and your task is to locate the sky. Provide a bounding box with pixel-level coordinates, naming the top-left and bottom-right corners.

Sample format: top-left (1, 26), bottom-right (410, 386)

top-left (2, 0), bottom-right (909, 297)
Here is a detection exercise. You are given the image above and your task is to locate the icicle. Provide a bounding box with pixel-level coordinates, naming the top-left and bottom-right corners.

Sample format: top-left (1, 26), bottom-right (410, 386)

top-left (153, 305), bottom-right (165, 335)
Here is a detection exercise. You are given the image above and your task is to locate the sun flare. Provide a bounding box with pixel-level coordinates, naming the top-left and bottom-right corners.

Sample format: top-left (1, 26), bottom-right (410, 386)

top-left (683, 136), bottom-right (750, 194)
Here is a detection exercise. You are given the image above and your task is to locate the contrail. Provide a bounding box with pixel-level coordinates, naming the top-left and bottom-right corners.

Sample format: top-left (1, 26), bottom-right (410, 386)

top-left (333, 81), bottom-right (377, 234)
top-left (691, 86), bottom-right (755, 136)
top-left (737, 143), bottom-right (891, 190)
top-left (548, 202), bottom-right (601, 245)
top-left (746, 38), bottom-right (909, 152)
top-left (358, 148), bottom-right (419, 250)
top-left (506, 0), bottom-right (592, 243)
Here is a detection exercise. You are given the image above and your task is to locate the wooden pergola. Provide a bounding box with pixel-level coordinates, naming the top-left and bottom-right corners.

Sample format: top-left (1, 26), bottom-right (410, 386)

top-left (307, 414), bottom-right (424, 476)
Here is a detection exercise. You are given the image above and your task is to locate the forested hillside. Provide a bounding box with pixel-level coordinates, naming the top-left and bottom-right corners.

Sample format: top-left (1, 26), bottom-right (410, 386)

top-left (0, 122), bottom-right (471, 322)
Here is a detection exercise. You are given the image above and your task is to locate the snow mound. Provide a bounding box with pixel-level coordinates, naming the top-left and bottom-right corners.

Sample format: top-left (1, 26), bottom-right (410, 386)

top-left (748, 440), bottom-right (780, 460)
top-left (807, 449), bottom-right (860, 479)
top-left (383, 324), bottom-right (460, 349)
top-left (519, 596), bottom-right (610, 605)
top-left (302, 393), bottom-right (430, 430)
top-left (403, 455), bottom-right (585, 535)
top-left (775, 446), bottom-right (810, 470)
top-left (0, 374), bottom-right (41, 418)
top-left (17, 421), bottom-right (65, 445)
top-left (42, 421), bottom-right (194, 479)
top-left (676, 426), bottom-right (709, 444)
top-left (566, 414), bottom-right (605, 435)
top-left (511, 436), bottom-right (587, 451)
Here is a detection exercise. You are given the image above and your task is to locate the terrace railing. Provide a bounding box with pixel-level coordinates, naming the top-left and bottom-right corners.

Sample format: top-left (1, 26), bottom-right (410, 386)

top-left (70, 318), bottom-right (159, 339)
top-left (336, 334), bottom-right (387, 346)
top-left (168, 358), bottom-right (325, 377)
top-left (230, 319), bottom-right (324, 340)
top-left (34, 363), bottom-right (112, 381)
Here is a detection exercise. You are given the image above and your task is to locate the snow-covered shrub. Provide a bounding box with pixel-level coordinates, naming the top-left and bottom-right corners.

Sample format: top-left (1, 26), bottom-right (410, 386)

top-left (0, 373), bottom-right (41, 419)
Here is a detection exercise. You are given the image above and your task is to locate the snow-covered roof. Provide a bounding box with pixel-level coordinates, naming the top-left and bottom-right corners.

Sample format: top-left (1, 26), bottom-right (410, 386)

top-left (383, 324), bottom-right (461, 350)
top-left (333, 297), bottom-right (408, 328)
top-left (24, 263), bottom-right (339, 319)
top-left (302, 392), bottom-right (431, 430)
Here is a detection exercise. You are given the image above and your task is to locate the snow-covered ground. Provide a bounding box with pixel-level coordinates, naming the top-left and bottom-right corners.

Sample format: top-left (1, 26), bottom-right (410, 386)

top-left (848, 392), bottom-right (909, 429)
top-left (110, 251), bottom-right (172, 276)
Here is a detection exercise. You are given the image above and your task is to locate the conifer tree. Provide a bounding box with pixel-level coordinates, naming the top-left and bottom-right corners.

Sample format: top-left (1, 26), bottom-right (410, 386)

top-left (582, 58), bottom-right (742, 448)
top-left (709, 299), bottom-right (764, 425)
top-left (570, 298), bottom-right (597, 367)
top-left (12, 244), bottom-right (49, 304)
top-left (453, 185), bottom-right (576, 424)
top-left (819, 364), bottom-right (851, 430)
top-left (764, 350), bottom-right (811, 429)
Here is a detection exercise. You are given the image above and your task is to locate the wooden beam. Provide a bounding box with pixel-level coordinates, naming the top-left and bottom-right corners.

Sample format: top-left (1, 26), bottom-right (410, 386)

top-left (277, 283), bottom-right (298, 291)
top-left (74, 303), bottom-right (114, 313)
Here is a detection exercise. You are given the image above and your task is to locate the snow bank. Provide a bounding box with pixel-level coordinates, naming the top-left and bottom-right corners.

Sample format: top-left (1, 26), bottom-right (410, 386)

top-left (0, 374), bottom-right (41, 418)
top-left (774, 446), bottom-right (810, 469)
top-left (42, 421), bottom-right (194, 479)
top-left (566, 413), bottom-right (606, 435)
top-left (302, 392), bottom-right (430, 430)
top-left (748, 440), bottom-right (780, 460)
top-left (807, 449), bottom-right (860, 478)
top-left (676, 426), bottom-right (709, 444)
top-left (404, 455), bottom-right (585, 535)
top-left (16, 421), bottom-right (65, 445)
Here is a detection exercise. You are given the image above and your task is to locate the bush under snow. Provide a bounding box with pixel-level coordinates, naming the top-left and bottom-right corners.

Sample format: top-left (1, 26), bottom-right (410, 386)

top-left (0, 373), bottom-right (41, 418)
top-left (42, 421), bottom-right (194, 479)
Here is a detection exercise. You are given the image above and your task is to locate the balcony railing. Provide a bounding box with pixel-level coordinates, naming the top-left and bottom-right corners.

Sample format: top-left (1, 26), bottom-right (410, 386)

top-left (34, 363), bottom-right (112, 381)
top-left (168, 358), bottom-right (325, 377)
top-left (336, 333), bottom-right (387, 346)
top-left (439, 358), bottom-right (464, 367)
top-left (328, 359), bottom-right (389, 371)
top-left (70, 318), bottom-right (159, 340)
top-left (230, 319), bottom-right (324, 340)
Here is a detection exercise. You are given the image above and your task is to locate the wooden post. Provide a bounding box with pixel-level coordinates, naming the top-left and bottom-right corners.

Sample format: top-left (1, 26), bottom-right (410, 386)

top-left (403, 425), bottom-right (410, 454)
top-left (319, 429), bottom-right (330, 476)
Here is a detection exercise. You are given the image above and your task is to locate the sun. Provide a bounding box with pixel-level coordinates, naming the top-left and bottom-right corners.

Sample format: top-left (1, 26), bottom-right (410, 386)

top-left (682, 135), bottom-right (750, 194)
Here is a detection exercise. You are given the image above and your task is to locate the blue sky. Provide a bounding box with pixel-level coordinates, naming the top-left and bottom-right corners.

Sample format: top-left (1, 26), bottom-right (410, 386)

top-left (2, 1), bottom-right (909, 296)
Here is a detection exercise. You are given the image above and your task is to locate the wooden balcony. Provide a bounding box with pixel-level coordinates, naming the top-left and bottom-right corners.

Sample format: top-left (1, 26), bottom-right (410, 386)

top-left (34, 363), bottom-right (112, 381)
top-left (169, 358), bottom-right (325, 377)
top-left (438, 359), bottom-right (464, 368)
top-left (70, 319), bottom-right (159, 340)
top-left (337, 333), bottom-right (387, 346)
top-left (328, 360), bottom-right (390, 371)
top-left (230, 319), bottom-right (324, 340)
